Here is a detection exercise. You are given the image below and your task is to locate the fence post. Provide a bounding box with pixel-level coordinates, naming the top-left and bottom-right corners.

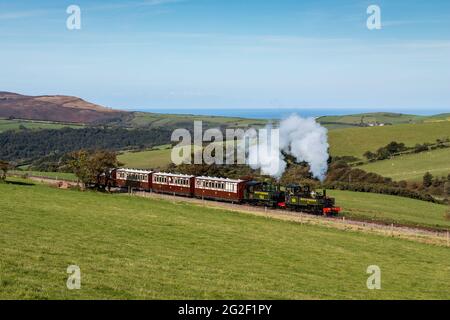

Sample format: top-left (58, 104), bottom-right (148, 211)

top-left (447, 230), bottom-right (449, 247)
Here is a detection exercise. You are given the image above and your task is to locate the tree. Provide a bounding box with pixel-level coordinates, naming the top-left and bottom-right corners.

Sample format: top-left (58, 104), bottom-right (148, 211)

top-left (89, 150), bottom-right (122, 189)
top-left (385, 141), bottom-right (406, 154)
top-left (66, 150), bottom-right (121, 189)
top-left (0, 160), bottom-right (9, 181)
top-left (423, 172), bottom-right (433, 188)
top-left (414, 143), bottom-right (428, 153)
top-left (66, 150), bottom-right (90, 185)
top-left (376, 147), bottom-right (391, 160)
top-left (444, 181), bottom-right (450, 196)
top-left (363, 151), bottom-right (377, 161)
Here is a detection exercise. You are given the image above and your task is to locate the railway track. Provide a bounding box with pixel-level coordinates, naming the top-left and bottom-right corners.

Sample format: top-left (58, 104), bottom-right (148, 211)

top-left (128, 190), bottom-right (450, 247)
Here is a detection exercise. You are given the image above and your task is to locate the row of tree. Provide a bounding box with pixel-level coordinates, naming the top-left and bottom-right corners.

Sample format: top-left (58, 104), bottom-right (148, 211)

top-left (363, 141), bottom-right (407, 161)
top-left (422, 172), bottom-right (450, 197)
top-left (0, 127), bottom-right (172, 165)
top-left (363, 139), bottom-right (450, 161)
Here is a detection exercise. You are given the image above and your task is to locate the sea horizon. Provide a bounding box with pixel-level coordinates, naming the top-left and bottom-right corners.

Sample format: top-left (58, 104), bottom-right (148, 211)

top-left (128, 108), bottom-right (450, 120)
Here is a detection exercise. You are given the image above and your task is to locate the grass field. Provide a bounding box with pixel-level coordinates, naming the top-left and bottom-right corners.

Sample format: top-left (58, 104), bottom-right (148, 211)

top-left (329, 190), bottom-right (450, 229)
top-left (118, 147), bottom-right (173, 169)
top-left (0, 119), bottom-right (82, 132)
top-left (1, 180), bottom-right (450, 299)
top-left (357, 148), bottom-right (450, 181)
top-left (117, 121), bottom-right (450, 170)
top-left (118, 142), bottom-right (234, 169)
top-left (328, 121), bottom-right (450, 158)
top-left (318, 112), bottom-right (450, 127)
top-left (130, 112), bottom-right (266, 129)
top-left (9, 171), bottom-right (78, 181)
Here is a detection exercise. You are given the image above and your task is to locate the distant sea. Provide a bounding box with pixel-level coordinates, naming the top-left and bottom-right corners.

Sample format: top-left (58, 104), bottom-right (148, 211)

top-left (134, 108), bottom-right (449, 120)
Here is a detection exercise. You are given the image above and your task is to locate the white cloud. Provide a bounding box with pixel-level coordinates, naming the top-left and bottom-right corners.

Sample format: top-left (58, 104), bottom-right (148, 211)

top-left (88, 0), bottom-right (184, 11)
top-left (0, 10), bottom-right (46, 20)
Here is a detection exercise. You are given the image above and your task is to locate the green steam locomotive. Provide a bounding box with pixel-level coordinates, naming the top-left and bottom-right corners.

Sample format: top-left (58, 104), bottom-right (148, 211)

top-left (244, 182), bottom-right (340, 215)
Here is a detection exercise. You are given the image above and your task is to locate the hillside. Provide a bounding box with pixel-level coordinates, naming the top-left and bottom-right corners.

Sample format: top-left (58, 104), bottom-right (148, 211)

top-left (328, 121), bottom-right (450, 158)
top-left (0, 118), bottom-right (83, 133)
top-left (128, 112), bottom-right (266, 129)
top-left (357, 147), bottom-right (450, 182)
top-left (0, 92), bottom-right (127, 124)
top-left (117, 121), bottom-right (450, 171)
top-left (318, 112), bottom-right (450, 127)
top-left (1, 180), bottom-right (450, 299)
top-left (0, 92), bottom-right (267, 129)
top-left (329, 190), bottom-right (450, 229)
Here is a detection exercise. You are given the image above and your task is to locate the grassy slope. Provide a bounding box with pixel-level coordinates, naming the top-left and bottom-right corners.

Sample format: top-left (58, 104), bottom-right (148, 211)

top-left (118, 142), bottom-right (233, 169)
top-left (329, 190), bottom-right (450, 229)
top-left (0, 119), bottom-right (82, 132)
top-left (357, 148), bottom-right (450, 181)
top-left (118, 148), bottom-right (173, 169)
top-left (130, 112), bottom-right (266, 129)
top-left (424, 113), bottom-right (450, 123)
top-left (119, 121), bottom-right (450, 172)
top-left (328, 121), bottom-right (450, 157)
top-left (319, 112), bottom-right (426, 126)
top-left (9, 171), bottom-right (78, 181)
top-left (1, 181), bottom-right (450, 300)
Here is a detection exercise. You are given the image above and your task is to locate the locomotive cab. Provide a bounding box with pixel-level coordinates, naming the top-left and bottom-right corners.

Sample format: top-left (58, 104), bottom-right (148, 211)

top-left (284, 184), bottom-right (340, 215)
top-left (244, 181), bottom-right (285, 208)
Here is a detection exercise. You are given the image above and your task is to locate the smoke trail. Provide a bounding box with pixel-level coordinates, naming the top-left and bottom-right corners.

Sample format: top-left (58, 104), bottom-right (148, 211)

top-left (280, 114), bottom-right (329, 181)
top-left (247, 125), bottom-right (287, 179)
top-left (247, 114), bottom-right (329, 181)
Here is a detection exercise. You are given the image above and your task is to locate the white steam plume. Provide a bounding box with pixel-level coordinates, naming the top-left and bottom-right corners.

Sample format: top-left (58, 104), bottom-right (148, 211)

top-left (246, 114), bottom-right (329, 181)
top-left (247, 125), bottom-right (287, 179)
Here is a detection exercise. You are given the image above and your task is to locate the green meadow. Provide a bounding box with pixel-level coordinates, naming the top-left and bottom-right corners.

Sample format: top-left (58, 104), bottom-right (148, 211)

top-left (1, 181), bottom-right (449, 299)
top-left (0, 119), bottom-right (82, 132)
top-left (130, 112), bottom-right (266, 129)
top-left (9, 170), bottom-right (78, 181)
top-left (329, 190), bottom-right (450, 230)
top-left (328, 121), bottom-right (450, 158)
top-left (118, 147), bottom-right (174, 169)
top-left (357, 148), bottom-right (450, 182)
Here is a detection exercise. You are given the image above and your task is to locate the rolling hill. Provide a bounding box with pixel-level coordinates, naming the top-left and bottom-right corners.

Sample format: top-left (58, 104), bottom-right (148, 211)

top-left (1, 180), bottom-right (450, 299)
top-left (0, 92), bottom-right (127, 124)
top-left (0, 118), bottom-right (83, 133)
top-left (328, 121), bottom-right (450, 158)
top-left (357, 147), bottom-right (450, 182)
top-left (318, 112), bottom-right (450, 127)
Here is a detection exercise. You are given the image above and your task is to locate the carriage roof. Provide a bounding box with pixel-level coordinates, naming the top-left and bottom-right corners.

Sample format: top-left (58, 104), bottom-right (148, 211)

top-left (195, 176), bottom-right (246, 184)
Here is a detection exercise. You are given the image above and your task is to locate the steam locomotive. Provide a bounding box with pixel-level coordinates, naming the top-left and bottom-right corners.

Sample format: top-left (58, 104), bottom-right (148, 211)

top-left (108, 168), bottom-right (341, 216)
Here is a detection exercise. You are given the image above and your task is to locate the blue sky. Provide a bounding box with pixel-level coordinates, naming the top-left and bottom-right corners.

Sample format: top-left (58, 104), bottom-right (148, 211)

top-left (0, 0), bottom-right (449, 111)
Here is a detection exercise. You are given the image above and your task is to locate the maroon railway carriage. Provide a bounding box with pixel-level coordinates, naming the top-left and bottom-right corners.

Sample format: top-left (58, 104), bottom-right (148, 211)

top-left (194, 176), bottom-right (247, 203)
top-left (113, 168), bottom-right (153, 190)
top-left (151, 172), bottom-right (195, 196)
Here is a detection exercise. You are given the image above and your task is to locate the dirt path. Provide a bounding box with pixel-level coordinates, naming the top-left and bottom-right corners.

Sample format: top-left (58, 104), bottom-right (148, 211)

top-left (21, 175), bottom-right (450, 247)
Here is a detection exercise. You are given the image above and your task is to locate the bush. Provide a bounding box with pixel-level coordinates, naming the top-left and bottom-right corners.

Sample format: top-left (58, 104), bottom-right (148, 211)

top-left (445, 209), bottom-right (450, 221)
top-left (423, 172), bottom-right (433, 188)
top-left (325, 181), bottom-right (443, 204)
